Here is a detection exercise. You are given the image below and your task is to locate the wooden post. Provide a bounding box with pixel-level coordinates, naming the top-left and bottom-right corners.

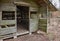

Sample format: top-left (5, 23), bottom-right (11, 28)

top-left (13, 5), bottom-right (17, 39)
top-left (47, 6), bottom-right (48, 33)
top-left (29, 7), bottom-right (32, 35)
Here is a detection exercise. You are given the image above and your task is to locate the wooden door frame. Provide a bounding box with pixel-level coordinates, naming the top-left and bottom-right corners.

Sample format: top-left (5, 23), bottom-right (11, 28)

top-left (14, 2), bottom-right (30, 34)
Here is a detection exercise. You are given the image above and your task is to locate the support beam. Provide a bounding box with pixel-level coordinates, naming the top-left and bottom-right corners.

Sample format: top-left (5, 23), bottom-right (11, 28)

top-left (47, 6), bottom-right (48, 33)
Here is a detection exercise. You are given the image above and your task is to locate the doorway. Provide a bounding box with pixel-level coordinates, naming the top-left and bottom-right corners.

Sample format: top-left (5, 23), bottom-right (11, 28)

top-left (16, 6), bottom-right (29, 34)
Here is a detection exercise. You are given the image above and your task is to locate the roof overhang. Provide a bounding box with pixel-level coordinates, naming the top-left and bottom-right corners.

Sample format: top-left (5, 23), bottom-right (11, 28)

top-left (34, 0), bottom-right (58, 11)
top-left (14, 2), bottom-right (30, 6)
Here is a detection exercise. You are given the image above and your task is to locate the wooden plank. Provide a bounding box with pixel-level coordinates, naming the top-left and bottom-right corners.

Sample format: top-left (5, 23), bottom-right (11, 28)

top-left (14, 2), bottom-right (30, 6)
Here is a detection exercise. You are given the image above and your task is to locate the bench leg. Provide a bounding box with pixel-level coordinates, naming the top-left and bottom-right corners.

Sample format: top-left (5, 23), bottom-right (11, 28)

top-left (13, 33), bottom-right (17, 39)
top-left (14, 36), bottom-right (17, 39)
top-left (0, 39), bottom-right (3, 41)
top-left (29, 32), bottom-right (32, 35)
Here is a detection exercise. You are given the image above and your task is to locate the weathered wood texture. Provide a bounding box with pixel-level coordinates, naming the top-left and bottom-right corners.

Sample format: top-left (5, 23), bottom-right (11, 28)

top-left (0, 0), bottom-right (39, 36)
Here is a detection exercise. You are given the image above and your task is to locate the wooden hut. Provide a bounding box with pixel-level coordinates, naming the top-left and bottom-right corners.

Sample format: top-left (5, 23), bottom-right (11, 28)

top-left (0, 0), bottom-right (57, 41)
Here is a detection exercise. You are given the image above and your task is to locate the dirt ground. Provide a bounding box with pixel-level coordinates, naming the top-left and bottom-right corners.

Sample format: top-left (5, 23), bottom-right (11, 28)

top-left (4, 31), bottom-right (50, 41)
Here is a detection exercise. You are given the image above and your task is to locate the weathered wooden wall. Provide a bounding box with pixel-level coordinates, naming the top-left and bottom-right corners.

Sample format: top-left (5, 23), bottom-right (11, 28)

top-left (0, 0), bottom-right (40, 33)
top-left (38, 6), bottom-right (47, 32)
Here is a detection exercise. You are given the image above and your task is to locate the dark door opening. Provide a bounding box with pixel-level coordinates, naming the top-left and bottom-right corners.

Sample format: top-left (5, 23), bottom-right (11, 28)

top-left (16, 6), bottom-right (29, 33)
